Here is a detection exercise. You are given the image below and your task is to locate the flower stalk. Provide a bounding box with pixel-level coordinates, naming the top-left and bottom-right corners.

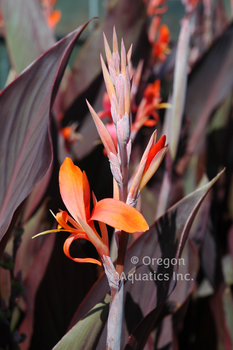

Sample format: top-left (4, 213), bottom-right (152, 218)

top-left (34, 27), bottom-right (168, 349)
top-left (86, 28), bottom-right (168, 348)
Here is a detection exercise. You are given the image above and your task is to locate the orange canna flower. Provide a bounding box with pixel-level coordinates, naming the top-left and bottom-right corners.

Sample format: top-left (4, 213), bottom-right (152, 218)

top-left (152, 24), bottom-right (170, 61)
top-left (133, 80), bottom-right (170, 133)
top-left (144, 80), bottom-right (161, 104)
top-left (34, 158), bottom-right (149, 265)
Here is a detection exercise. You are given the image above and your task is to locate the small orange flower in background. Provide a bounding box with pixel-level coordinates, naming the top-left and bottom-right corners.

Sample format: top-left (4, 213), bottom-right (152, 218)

top-left (152, 24), bottom-right (170, 61)
top-left (41, 0), bottom-right (61, 29)
top-left (60, 123), bottom-right (83, 145)
top-left (33, 158), bottom-right (149, 265)
top-left (133, 80), bottom-right (170, 133)
top-left (98, 92), bottom-right (112, 122)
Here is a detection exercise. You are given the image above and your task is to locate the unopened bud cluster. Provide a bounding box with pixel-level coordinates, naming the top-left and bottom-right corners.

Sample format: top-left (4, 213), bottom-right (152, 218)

top-left (101, 28), bottom-right (133, 192)
top-left (87, 28), bottom-right (168, 205)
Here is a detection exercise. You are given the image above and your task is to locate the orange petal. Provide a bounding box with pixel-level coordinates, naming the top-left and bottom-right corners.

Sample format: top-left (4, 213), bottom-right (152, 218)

top-left (91, 198), bottom-right (149, 233)
top-left (56, 211), bottom-right (72, 230)
top-left (144, 119), bottom-right (157, 127)
top-left (159, 24), bottom-right (170, 44)
top-left (63, 233), bottom-right (102, 266)
top-left (59, 158), bottom-right (87, 221)
top-left (61, 126), bottom-right (72, 140)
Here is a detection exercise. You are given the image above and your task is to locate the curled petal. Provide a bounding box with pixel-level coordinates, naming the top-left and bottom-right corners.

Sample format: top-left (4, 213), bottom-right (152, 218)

top-left (56, 210), bottom-right (84, 231)
top-left (63, 233), bottom-right (102, 266)
top-left (91, 198), bottom-right (149, 233)
top-left (56, 211), bottom-right (70, 230)
top-left (56, 211), bottom-right (84, 232)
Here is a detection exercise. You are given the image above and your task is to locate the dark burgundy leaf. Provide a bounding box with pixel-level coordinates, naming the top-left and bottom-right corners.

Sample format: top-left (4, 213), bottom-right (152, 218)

top-left (0, 22), bottom-right (89, 250)
top-left (28, 234), bottom-right (96, 349)
top-left (176, 23), bottom-right (233, 174)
